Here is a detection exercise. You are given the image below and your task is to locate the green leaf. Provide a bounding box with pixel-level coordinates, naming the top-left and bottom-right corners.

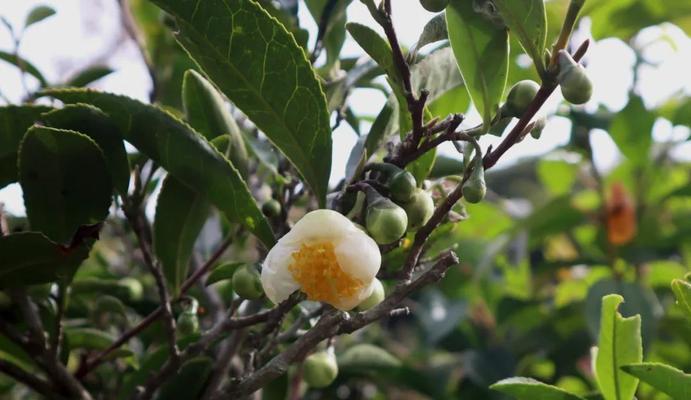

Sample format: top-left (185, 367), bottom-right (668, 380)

top-left (493, 0), bottom-right (547, 75)
top-left (671, 278), bottom-right (691, 318)
top-left (346, 23), bottom-right (402, 88)
top-left (150, 0), bottom-right (332, 206)
top-left (182, 69), bottom-right (249, 177)
top-left (365, 103), bottom-right (394, 157)
top-left (406, 147), bottom-right (437, 185)
top-left (154, 176), bottom-right (209, 296)
top-left (205, 261), bottom-right (244, 286)
top-left (338, 344), bottom-right (401, 370)
top-left (0, 51), bottom-right (49, 87)
top-left (446, 0), bottom-right (509, 128)
top-left (411, 13), bottom-right (448, 58)
top-left (537, 159), bottom-right (577, 196)
top-left (19, 126), bottom-right (112, 244)
top-left (491, 377), bottom-right (585, 400)
top-left (41, 89), bottom-right (275, 247)
top-left (621, 362), bottom-right (691, 400)
top-left (156, 356), bottom-right (213, 400)
top-left (65, 65), bottom-right (114, 87)
top-left (305, 0), bottom-right (352, 68)
top-left (594, 294), bottom-right (643, 400)
top-left (609, 96), bottom-right (654, 165)
top-left (0, 232), bottom-right (90, 287)
top-left (0, 105), bottom-right (52, 188)
top-left (41, 104), bottom-right (130, 194)
top-left (64, 328), bottom-right (120, 351)
top-left (24, 5), bottom-right (56, 28)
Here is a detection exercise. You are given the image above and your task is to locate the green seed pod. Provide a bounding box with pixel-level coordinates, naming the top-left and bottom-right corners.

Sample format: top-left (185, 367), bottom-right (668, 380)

top-left (177, 311), bottom-right (200, 336)
top-left (419, 0), bottom-right (449, 13)
top-left (402, 189), bottom-right (434, 230)
top-left (366, 197), bottom-right (408, 245)
top-left (557, 50), bottom-right (592, 105)
top-left (530, 117), bottom-right (547, 139)
top-left (303, 350), bottom-right (338, 388)
top-left (505, 80), bottom-right (540, 118)
top-left (388, 170), bottom-right (417, 203)
top-left (232, 265), bottom-right (264, 299)
top-left (463, 165), bottom-right (486, 204)
top-left (261, 199), bottom-right (281, 218)
top-left (358, 278), bottom-right (385, 311)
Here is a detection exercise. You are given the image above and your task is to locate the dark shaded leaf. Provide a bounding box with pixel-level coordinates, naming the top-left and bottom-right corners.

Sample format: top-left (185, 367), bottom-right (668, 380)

top-left (65, 65), bottom-right (114, 87)
top-left (0, 105), bottom-right (52, 188)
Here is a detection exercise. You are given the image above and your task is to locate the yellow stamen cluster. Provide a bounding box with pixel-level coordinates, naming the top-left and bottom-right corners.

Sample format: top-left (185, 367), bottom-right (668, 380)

top-left (288, 242), bottom-right (364, 305)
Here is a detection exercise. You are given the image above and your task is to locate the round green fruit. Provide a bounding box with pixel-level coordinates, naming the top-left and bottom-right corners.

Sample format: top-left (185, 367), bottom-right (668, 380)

top-left (176, 311), bottom-right (199, 336)
top-left (388, 170), bottom-right (417, 203)
top-left (358, 278), bottom-right (385, 311)
top-left (505, 80), bottom-right (540, 117)
top-left (463, 166), bottom-right (486, 204)
top-left (402, 189), bottom-right (434, 230)
top-left (366, 198), bottom-right (408, 245)
top-left (261, 199), bottom-right (281, 217)
top-left (558, 50), bottom-right (593, 105)
top-left (303, 351), bottom-right (338, 388)
top-left (232, 265), bottom-right (264, 299)
top-left (420, 0), bottom-right (449, 13)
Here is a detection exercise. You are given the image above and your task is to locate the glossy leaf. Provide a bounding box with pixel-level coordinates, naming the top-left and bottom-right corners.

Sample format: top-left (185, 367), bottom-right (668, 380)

top-left (446, 0), bottom-right (509, 128)
top-left (609, 96), bottom-right (654, 165)
top-left (19, 126), bottom-right (112, 244)
top-left (338, 344), bottom-right (401, 370)
top-left (41, 104), bottom-right (130, 194)
top-left (150, 0), bottom-right (332, 206)
top-left (671, 278), bottom-right (691, 318)
top-left (594, 294), bottom-right (642, 400)
top-left (0, 105), bottom-right (51, 188)
top-left (24, 5), bottom-right (56, 28)
top-left (0, 232), bottom-right (90, 287)
top-left (621, 362), bottom-right (691, 400)
top-left (493, 0), bottom-right (547, 74)
top-left (205, 261), bottom-right (244, 286)
top-left (346, 22), bottom-right (403, 88)
top-left (154, 176), bottom-right (209, 296)
top-left (182, 69), bottom-right (249, 177)
top-left (156, 356), bottom-right (213, 400)
top-left (491, 377), bottom-right (585, 400)
top-left (0, 51), bottom-right (48, 87)
top-left (65, 65), bottom-right (114, 87)
top-left (41, 88), bottom-right (275, 247)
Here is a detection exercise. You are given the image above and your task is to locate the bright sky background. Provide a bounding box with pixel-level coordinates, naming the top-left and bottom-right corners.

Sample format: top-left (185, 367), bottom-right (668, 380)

top-left (1, 0), bottom-right (690, 216)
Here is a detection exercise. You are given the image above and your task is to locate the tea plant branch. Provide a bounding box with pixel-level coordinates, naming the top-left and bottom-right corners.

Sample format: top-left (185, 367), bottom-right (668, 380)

top-left (0, 359), bottom-right (64, 400)
top-left (49, 283), bottom-right (68, 363)
top-left (10, 290), bottom-right (93, 400)
top-left (77, 236), bottom-right (233, 378)
top-left (123, 201), bottom-right (180, 363)
top-left (483, 39), bottom-right (590, 170)
top-left (224, 251), bottom-right (459, 397)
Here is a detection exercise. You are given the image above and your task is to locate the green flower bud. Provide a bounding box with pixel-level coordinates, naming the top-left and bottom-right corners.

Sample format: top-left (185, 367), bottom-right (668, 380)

top-left (366, 197), bottom-right (408, 245)
top-left (358, 278), bottom-right (385, 311)
top-left (558, 50), bottom-right (592, 105)
top-left (261, 199), bottom-right (281, 218)
top-left (232, 265), bottom-right (264, 299)
top-left (463, 165), bottom-right (486, 204)
top-left (530, 117), bottom-right (547, 139)
top-left (402, 189), bottom-right (434, 230)
top-left (419, 0), bottom-right (449, 13)
top-left (177, 311), bottom-right (199, 336)
top-left (505, 80), bottom-right (540, 118)
top-left (118, 277), bottom-right (143, 302)
top-left (303, 350), bottom-right (338, 388)
top-left (388, 170), bottom-right (417, 203)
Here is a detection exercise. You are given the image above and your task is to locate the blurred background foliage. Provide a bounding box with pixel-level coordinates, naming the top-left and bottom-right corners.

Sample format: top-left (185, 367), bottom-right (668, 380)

top-left (0, 0), bottom-right (690, 399)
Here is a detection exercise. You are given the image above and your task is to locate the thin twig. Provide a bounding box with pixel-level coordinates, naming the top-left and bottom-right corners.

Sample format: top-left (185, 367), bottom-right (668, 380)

top-left (0, 360), bottom-right (64, 400)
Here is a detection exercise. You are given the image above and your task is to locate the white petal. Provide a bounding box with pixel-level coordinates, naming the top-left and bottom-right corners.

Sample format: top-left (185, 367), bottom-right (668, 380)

top-left (334, 228), bottom-right (381, 283)
top-left (261, 239), bottom-right (300, 305)
top-left (286, 209), bottom-right (354, 243)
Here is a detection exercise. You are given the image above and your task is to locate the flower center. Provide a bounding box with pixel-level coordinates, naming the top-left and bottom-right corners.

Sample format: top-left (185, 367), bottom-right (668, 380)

top-left (288, 241), bottom-right (364, 305)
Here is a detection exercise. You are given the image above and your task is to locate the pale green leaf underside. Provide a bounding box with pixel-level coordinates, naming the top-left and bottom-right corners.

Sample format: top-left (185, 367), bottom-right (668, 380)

top-left (42, 88), bottom-right (275, 247)
top-left (446, 0), bottom-right (509, 128)
top-left (151, 0), bottom-right (331, 206)
top-left (622, 362), bottom-right (691, 400)
top-left (595, 294), bottom-right (643, 400)
top-left (491, 377), bottom-right (585, 400)
top-left (493, 0), bottom-right (547, 74)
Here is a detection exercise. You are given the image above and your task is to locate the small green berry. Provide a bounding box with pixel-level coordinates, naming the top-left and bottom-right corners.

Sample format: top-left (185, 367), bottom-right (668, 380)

top-left (176, 311), bottom-right (199, 336)
top-left (506, 80), bottom-right (540, 118)
top-left (261, 199), bottom-right (281, 217)
top-left (358, 278), bottom-right (385, 311)
top-left (365, 197), bottom-right (408, 245)
top-left (558, 50), bottom-right (592, 105)
top-left (388, 170), bottom-right (417, 203)
top-left (232, 265), bottom-right (264, 299)
top-left (463, 165), bottom-right (486, 204)
top-left (402, 189), bottom-right (434, 230)
top-left (303, 350), bottom-right (338, 388)
top-left (419, 0), bottom-right (449, 13)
